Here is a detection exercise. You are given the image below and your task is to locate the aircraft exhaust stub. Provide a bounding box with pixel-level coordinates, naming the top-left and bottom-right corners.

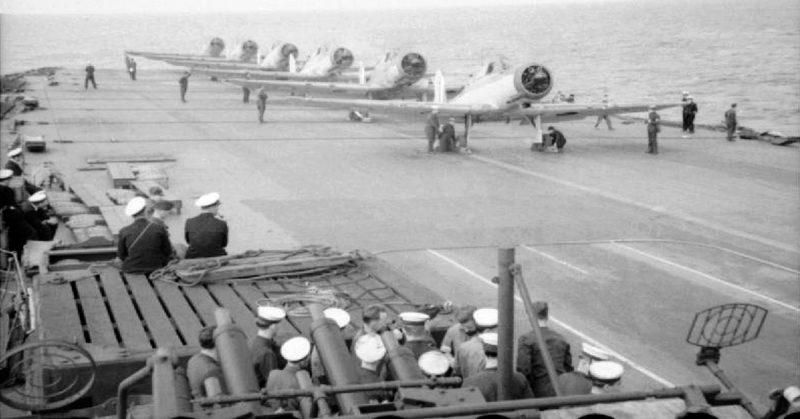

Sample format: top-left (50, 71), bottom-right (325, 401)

top-left (514, 63), bottom-right (553, 100)
top-left (205, 37), bottom-right (226, 57)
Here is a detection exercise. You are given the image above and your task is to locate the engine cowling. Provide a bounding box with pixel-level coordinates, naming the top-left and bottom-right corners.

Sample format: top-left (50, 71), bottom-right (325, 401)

top-left (281, 43), bottom-right (299, 61)
top-left (205, 37), bottom-right (225, 57)
top-left (399, 52), bottom-right (427, 84)
top-left (230, 40), bottom-right (259, 62)
top-left (513, 63), bottom-right (553, 100)
top-left (331, 47), bottom-right (354, 71)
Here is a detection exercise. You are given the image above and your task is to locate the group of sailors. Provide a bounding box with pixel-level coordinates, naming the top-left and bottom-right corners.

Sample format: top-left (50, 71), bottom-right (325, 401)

top-left (187, 300), bottom-right (624, 414)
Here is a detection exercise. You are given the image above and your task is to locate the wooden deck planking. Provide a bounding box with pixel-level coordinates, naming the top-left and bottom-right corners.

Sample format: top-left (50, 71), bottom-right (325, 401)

top-left (180, 286), bottom-right (221, 327)
top-left (152, 280), bottom-right (204, 348)
top-left (123, 273), bottom-right (183, 348)
top-left (131, 180), bottom-right (182, 214)
top-left (74, 276), bottom-right (118, 347)
top-left (36, 280), bottom-right (85, 344)
top-left (97, 269), bottom-right (151, 350)
top-left (243, 281), bottom-right (304, 338)
top-left (70, 183), bottom-right (112, 210)
top-left (106, 162), bottom-right (136, 188)
top-left (205, 283), bottom-right (258, 337)
top-left (98, 205), bottom-right (128, 237)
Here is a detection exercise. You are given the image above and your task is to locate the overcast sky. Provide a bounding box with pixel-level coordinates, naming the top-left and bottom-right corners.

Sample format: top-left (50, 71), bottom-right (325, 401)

top-left (0, 0), bottom-right (614, 14)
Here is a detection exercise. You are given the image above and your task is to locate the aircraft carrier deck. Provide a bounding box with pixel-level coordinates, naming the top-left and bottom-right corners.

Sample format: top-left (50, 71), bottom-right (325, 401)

top-left (4, 67), bottom-right (798, 411)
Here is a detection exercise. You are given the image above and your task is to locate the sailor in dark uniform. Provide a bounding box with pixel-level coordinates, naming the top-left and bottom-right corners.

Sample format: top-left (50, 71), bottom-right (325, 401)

top-left (547, 126), bottom-right (567, 153)
top-left (186, 326), bottom-right (226, 398)
top-left (647, 105), bottom-right (661, 154)
top-left (400, 312), bottom-right (437, 359)
top-left (256, 88), bottom-right (268, 123)
top-left (425, 110), bottom-right (440, 152)
top-left (85, 62), bottom-right (97, 90)
top-left (22, 191), bottom-right (58, 241)
top-left (516, 301), bottom-right (573, 397)
top-left (184, 192), bottom-right (228, 259)
top-left (179, 71), bottom-right (191, 102)
top-left (1, 183), bottom-right (36, 263)
top-left (455, 307), bottom-right (497, 379)
top-left (249, 306), bottom-right (287, 388)
top-left (438, 117), bottom-right (457, 152)
top-left (4, 148), bottom-right (24, 176)
top-left (353, 334), bottom-right (390, 402)
top-left (117, 197), bottom-right (172, 275)
top-left (266, 336), bottom-right (312, 411)
top-left (462, 332), bottom-right (534, 402)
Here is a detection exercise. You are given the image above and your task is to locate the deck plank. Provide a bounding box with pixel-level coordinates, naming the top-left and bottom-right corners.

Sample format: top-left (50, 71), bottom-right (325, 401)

top-left (152, 280), bottom-right (204, 348)
top-left (74, 276), bottom-right (118, 347)
top-left (235, 282), bottom-right (300, 338)
top-left (205, 283), bottom-right (257, 338)
top-left (180, 286), bottom-right (220, 327)
top-left (98, 205), bottom-right (128, 238)
top-left (70, 183), bottom-right (112, 210)
top-left (98, 269), bottom-right (151, 350)
top-left (124, 273), bottom-right (183, 348)
top-left (36, 279), bottom-right (85, 344)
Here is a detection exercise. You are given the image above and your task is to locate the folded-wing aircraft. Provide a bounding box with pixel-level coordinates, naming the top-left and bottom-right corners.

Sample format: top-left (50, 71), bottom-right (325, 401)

top-left (127, 38), bottom-right (259, 63)
top-left (161, 41), bottom-right (299, 71)
top-left (225, 51), bottom-right (436, 100)
top-left (191, 44), bottom-right (355, 81)
top-left (281, 59), bottom-right (682, 147)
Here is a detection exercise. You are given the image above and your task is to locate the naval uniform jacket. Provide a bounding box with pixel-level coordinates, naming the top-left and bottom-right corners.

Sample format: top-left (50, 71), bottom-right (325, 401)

top-left (455, 336), bottom-right (486, 379)
top-left (117, 217), bottom-right (172, 274)
top-left (266, 364), bottom-right (303, 411)
top-left (21, 201), bottom-right (55, 241)
top-left (184, 212), bottom-right (228, 259)
top-left (441, 323), bottom-right (471, 355)
top-left (516, 327), bottom-right (573, 397)
top-left (1, 203), bottom-right (36, 258)
top-left (4, 160), bottom-right (23, 176)
top-left (186, 352), bottom-right (226, 398)
top-left (249, 335), bottom-right (285, 388)
top-left (462, 368), bottom-right (534, 402)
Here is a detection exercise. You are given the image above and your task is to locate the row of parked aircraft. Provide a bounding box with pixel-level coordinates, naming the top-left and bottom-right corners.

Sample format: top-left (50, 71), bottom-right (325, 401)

top-left (126, 38), bottom-right (681, 147)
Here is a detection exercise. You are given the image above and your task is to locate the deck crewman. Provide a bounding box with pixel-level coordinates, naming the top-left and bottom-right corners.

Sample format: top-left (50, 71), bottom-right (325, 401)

top-left (0, 181), bottom-right (36, 262)
top-left (455, 307), bottom-right (498, 379)
top-left (22, 191), bottom-right (58, 240)
top-left (594, 94), bottom-right (613, 130)
top-left (516, 301), bottom-right (573, 397)
top-left (400, 311), bottom-right (437, 359)
top-left (353, 334), bottom-right (390, 402)
top-left (117, 196), bottom-right (172, 276)
top-left (439, 117), bottom-right (457, 152)
top-left (179, 71), bottom-right (191, 102)
top-left (440, 305), bottom-right (477, 364)
top-left (587, 361), bottom-right (624, 394)
top-left (418, 349), bottom-right (452, 378)
top-left (548, 126), bottom-right (567, 153)
top-left (646, 105), bottom-right (661, 154)
top-left (186, 326), bottom-right (226, 398)
top-left (266, 336), bottom-right (312, 412)
top-left (425, 110), bottom-right (440, 152)
top-left (184, 192), bottom-right (228, 259)
top-left (84, 62), bottom-right (97, 89)
top-left (257, 88), bottom-right (268, 123)
top-left (556, 342), bottom-right (612, 395)
top-left (462, 332), bottom-right (534, 402)
top-left (4, 148), bottom-right (24, 176)
top-left (725, 103), bottom-right (738, 141)
top-left (127, 57), bottom-right (137, 81)
top-left (250, 306), bottom-right (287, 388)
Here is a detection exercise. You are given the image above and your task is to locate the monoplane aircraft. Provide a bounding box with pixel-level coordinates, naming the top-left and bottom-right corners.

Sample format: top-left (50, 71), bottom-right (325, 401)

top-left (280, 59), bottom-right (681, 146)
top-left (126, 38), bottom-right (259, 63)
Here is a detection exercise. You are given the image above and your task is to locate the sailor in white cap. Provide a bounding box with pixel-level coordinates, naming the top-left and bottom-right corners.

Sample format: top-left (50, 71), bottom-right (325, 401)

top-left (265, 336), bottom-right (312, 411)
top-left (462, 333), bottom-right (534, 402)
top-left (311, 308), bottom-right (353, 383)
top-left (556, 342), bottom-right (614, 396)
top-left (440, 305), bottom-right (477, 360)
top-left (184, 192), bottom-right (228, 259)
top-left (22, 190), bottom-right (58, 240)
top-left (0, 169), bottom-right (14, 183)
top-left (454, 307), bottom-right (498, 379)
top-left (399, 311), bottom-right (437, 359)
top-left (418, 350), bottom-right (451, 378)
top-left (116, 196), bottom-right (172, 275)
top-left (249, 305), bottom-right (287, 387)
top-left (353, 334), bottom-right (390, 402)
top-left (0, 179), bottom-right (36, 260)
top-left (350, 305), bottom-right (388, 353)
top-left (588, 360), bottom-right (624, 394)
top-left (683, 95), bottom-right (698, 136)
top-left (647, 105), bottom-right (661, 154)
top-left (5, 148), bottom-right (25, 176)
top-left (517, 301), bottom-right (573, 397)
top-left (186, 326), bottom-right (226, 398)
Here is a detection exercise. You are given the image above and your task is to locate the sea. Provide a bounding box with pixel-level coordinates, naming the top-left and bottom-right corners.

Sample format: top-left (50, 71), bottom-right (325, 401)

top-left (1, 0), bottom-right (799, 135)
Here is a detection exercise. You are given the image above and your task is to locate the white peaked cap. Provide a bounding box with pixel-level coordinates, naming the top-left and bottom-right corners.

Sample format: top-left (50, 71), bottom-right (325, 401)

top-left (29, 191), bottom-right (47, 203)
top-left (195, 192), bottom-right (220, 208)
top-left (0, 169), bottom-right (13, 180)
top-left (257, 306), bottom-right (286, 322)
top-left (418, 350), bottom-right (450, 376)
top-left (8, 148), bottom-right (22, 158)
top-left (125, 197), bottom-right (147, 216)
top-left (354, 334), bottom-right (386, 363)
top-left (280, 336), bottom-right (311, 362)
top-left (473, 308), bottom-right (498, 328)
top-left (581, 342), bottom-right (612, 361)
top-left (323, 307), bottom-right (351, 328)
top-left (399, 311), bottom-right (430, 325)
top-left (479, 332), bottom-right (498, 346)
top-left (589, 361), bottom-right (624, 382)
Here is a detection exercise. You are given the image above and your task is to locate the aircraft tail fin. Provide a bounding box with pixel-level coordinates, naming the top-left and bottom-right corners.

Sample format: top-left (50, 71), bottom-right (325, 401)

top-left (358, 61), bottom-right (366, 85)
top-left (433, 70), bottom-right (445, 104)
top-left (289, 54), bottom-right (297, 73)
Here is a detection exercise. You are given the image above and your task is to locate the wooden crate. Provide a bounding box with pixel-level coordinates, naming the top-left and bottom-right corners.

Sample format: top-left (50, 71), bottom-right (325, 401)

top-left (131, 180), bottom-right (182, 214)
top-left (106, 162), bottom-right (136, 188)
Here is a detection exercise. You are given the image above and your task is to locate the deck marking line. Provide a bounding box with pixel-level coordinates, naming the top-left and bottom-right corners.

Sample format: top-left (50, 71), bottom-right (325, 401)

top-left (426, 248), bottom-right (675, 387)
top-left (521, 245), bottom-right (589, 274)
top-left (468, 154), bottom-right (799, 254)
top-left (614, 243), bottom-right (800, 313)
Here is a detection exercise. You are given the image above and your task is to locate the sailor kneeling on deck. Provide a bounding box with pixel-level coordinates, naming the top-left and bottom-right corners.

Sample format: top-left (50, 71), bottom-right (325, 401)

top-left (117, 196), bottom-right (173, 276)
top-left (184, 192), bottom-right (228, 259)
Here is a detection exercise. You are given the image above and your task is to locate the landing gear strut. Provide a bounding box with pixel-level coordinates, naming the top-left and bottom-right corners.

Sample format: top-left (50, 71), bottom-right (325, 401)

top-left (461, 114), bottom-right (472, 154)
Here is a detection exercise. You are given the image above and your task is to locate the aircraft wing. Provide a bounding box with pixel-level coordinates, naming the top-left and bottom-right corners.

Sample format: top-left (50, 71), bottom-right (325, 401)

top-left (285, 96), bottom-right (503, 116)
top-left (515, 102), bottom-right (683, 120)
top-left (225, 78), bottom-right (407, 95)
top-left (194, 69), bottom-right (335, 82)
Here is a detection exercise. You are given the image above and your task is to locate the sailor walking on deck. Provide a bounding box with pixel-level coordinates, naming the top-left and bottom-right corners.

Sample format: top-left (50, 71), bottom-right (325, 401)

top-left (256, 88), bottom-right (268, 123)
top-left (184, 192), bottom-right (228, 259)
top-left (594, 94), bottom-right (613, 130)
top-left (179, 71), bottom-right (191, 102)
top-left (84, 62), bottom-right (97, 89)
top-left (187, 326), bottom-right (227, 398)
top-left (725, 103), bottom-right (738, 141)
top-left (682, 95), bottom-right (698, 135)
top-left (646, 105), bottom-right (661, 154)
top-left (117, 197), bottom-right (173, 276)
